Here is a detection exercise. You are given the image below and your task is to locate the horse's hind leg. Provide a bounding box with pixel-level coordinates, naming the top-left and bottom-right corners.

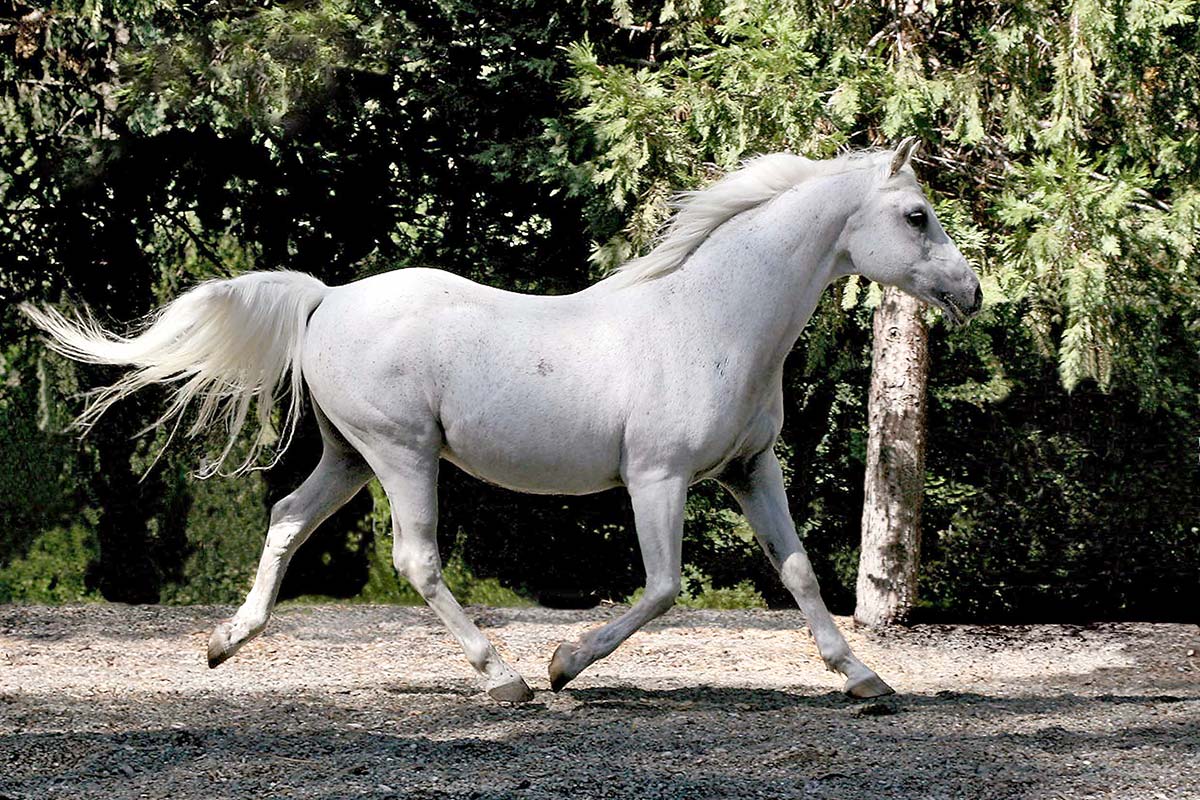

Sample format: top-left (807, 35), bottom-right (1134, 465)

top-left (548, 475), bottom-right (687, 691)
top-left (375, 450), bottom-right (534, 703)
top-left (207, 436), bottom-right (372, 668)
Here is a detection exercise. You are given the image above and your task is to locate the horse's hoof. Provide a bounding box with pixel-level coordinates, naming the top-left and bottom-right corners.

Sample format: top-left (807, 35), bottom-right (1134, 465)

top-left (844, 672), bottom-right (895, 699)
top-left (548, 642), bottom-right (579, 692)
top-left (486, 675), bottom-right (535, 704)
top-left (207, 622), bottom-right (234, 669)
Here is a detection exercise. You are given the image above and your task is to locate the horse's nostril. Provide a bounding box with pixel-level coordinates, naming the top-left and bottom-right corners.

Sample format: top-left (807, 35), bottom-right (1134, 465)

top-left (971, 284), bottom-right (983, 314)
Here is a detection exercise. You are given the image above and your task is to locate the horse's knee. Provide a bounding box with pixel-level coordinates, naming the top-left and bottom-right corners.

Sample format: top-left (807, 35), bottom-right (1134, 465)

top-left (395, 545), bottom-right (442, 598)
top-left (780, 558), bottom-right (821, 598)
top-left (643, 577), bottom-right (681, 616)
top-left (406, 568), bottom-right (442, 598)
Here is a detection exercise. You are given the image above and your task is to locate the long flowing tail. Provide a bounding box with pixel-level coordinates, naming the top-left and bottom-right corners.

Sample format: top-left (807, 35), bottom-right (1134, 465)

top-left (19, 270), bottom-right (330, 477)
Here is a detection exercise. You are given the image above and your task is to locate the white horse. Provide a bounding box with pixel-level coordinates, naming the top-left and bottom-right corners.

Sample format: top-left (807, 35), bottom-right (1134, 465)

top-left (22, 138), bottom-right (981, 703)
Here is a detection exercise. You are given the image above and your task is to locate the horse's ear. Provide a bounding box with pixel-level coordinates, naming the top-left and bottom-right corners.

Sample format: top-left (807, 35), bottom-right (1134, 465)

top-left (889, 136), bottom-right (921, 175)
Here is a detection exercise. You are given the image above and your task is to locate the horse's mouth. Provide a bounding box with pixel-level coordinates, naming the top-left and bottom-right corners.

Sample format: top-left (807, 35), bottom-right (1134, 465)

top-left (934, 291), bottom-right (969, 325)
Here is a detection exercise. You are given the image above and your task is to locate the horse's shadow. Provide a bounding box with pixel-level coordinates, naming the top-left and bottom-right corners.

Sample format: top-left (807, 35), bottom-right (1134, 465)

top-left (538, 682), bottom-right (1200, 719)
top-left (563, 684), bottom-right (847, 711)
top-left (383, 679), bottom-right (1198, 718)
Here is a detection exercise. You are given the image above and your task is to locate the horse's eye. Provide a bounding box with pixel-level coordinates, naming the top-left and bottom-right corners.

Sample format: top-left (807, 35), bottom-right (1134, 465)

top-left (906, 210), bottom-right (928, 229)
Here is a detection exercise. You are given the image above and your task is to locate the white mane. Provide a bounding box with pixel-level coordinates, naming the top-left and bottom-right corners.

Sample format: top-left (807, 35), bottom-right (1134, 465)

top-left (614, 150), bottom-right (885, 284)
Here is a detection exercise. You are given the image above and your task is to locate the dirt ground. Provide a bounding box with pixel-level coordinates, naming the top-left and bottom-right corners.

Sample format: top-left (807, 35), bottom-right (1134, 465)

top-left (0, 605), bottom-right (1196, 800)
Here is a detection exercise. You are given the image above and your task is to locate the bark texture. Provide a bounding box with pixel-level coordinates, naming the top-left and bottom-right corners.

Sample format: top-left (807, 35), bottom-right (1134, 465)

top-left (855, 286), bottom-right (930, 627)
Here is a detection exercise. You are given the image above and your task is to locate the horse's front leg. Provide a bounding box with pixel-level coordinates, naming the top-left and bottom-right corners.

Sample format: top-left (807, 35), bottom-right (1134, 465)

top-left (722, 448), bottom-right (894, 698)
top-left (549, 474), bottom-right (686, 691)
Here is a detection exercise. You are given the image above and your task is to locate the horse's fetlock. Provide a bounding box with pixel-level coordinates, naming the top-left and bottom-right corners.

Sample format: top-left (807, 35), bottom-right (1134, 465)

top-left (466, 642), bottom-right (496, 672)
top-left (822, 646), bottom-right (855, 675)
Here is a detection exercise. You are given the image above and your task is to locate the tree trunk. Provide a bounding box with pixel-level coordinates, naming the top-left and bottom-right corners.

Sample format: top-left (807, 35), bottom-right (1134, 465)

top-left (855, 286), bottom-right (930, 627)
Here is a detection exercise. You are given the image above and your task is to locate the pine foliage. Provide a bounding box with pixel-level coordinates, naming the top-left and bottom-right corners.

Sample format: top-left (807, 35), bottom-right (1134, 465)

top-left (550, 0), bottom-right (1200, 395)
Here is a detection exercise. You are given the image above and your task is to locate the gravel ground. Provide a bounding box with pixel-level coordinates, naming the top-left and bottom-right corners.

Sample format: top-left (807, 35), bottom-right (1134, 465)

top-left (0, 604), bottom-right (1197, 799)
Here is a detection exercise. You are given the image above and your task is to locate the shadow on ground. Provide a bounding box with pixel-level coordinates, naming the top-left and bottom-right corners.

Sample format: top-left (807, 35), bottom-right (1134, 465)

top-left (2, 683), bottom-right (1197, 800)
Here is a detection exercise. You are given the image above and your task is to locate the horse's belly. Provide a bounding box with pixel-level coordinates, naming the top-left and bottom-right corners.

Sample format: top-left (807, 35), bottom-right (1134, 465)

top-left (438, 395), bottom-right (624, 495)
top-left (440, 434), bottom-right (622, 495)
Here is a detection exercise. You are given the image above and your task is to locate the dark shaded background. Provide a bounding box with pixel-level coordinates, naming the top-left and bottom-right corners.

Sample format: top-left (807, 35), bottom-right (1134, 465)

top-left (1, 0), bottom-right (1196, 621)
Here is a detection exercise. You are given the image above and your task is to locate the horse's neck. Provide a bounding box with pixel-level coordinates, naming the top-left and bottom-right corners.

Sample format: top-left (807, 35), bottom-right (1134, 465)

top-left (650, 174), bottom-right (862, 373)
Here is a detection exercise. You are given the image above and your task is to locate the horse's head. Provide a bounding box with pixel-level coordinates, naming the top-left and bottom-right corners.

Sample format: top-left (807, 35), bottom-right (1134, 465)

top-left (838, 138), bottom-right (982, 323)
